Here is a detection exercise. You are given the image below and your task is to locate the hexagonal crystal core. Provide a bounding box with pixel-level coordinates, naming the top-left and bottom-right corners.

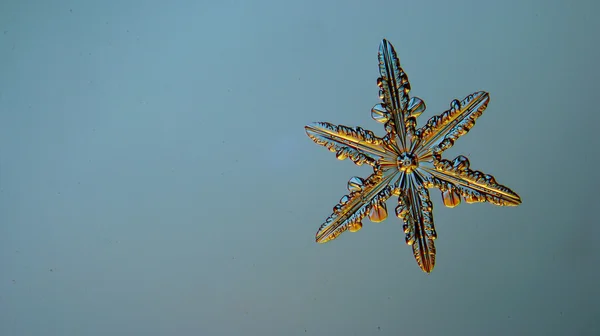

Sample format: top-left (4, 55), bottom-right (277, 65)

top-left (397, 152), bottom-right (418, 173)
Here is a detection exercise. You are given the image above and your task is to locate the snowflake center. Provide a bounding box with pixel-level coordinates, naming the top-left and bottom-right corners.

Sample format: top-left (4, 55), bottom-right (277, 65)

top-left (397, 152), bottom-right (418, 173)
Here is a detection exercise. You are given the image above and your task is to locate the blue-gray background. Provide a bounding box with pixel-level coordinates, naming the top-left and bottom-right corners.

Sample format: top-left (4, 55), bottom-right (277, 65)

top-left (1, 0), bottom-right (598, 335)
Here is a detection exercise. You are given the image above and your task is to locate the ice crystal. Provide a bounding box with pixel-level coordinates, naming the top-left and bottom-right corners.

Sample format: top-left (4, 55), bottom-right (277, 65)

top-left (305, 39), bottom-right (521, 273)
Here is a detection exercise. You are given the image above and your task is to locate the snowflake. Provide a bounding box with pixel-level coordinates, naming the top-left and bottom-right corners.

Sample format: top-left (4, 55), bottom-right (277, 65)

top-left (305, 39), bottom-right (521, 273)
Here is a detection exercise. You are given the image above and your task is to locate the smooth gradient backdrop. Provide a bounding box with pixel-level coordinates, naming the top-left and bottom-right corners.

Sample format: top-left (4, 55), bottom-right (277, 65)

top-left (1, 0), bottom-right (598, 335)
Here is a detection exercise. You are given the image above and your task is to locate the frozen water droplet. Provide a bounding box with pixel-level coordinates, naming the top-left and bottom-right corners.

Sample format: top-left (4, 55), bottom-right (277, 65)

top-left (395, 204), bottom-right (408, 218)
top-left (347, 176), bottom-right (365, 192)
top-left (442, 190), bottom-right (461, 208)
top-left (407, 97), bottom-right (426, 117)
top-left (336, 149), bottom-right (347, 160)
top-left (464, 193), bottom-right (480, 203)
top-left (453, 155), bottom-right (470, 171)
top-left (369, 202), bottom-right (388, 222)
top-left (485, 174), bottom-right (496, 184)
top-left (450, 99), bottom-right (461, 111)
top-left (349, 221), bottom-right (363, 232)
top-left (339, 195), bottom-right (350, 205)
top-left (371, 104), bottom-right (390, 123)
top-left (333, 204), bottom-right (343, 214)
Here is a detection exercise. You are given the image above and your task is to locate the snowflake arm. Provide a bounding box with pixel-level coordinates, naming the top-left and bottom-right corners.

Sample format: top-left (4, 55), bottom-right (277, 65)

top-left (396, 173), bottom-right (437, 273)
top-left (316, 169), bottom-right (397, 243)
top-left (419, 155), bottom-right (522, 207)
top-left (377, 39), bottom-right (412, 150)
top-left (305, 122), bottom-right (391, 166)
top-left (415, 92), bottom-right (490, 161)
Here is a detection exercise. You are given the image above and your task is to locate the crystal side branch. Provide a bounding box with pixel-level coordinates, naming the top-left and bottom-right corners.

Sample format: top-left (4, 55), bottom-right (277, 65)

top-left (304, 39), bottom-right (521, 273)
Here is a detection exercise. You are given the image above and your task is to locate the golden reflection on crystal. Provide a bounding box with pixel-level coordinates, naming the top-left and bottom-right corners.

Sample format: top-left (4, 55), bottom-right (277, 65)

top-left (305, 39), bottom-right (521, 274)
top-left (349, 222), bottom-right (363, 232)
top-left (369, 202), bottom-right (388, 223)
top-left (464, 193), bottom-right (478, 203)
top-left (442, 190), bottom-right (461, 208)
